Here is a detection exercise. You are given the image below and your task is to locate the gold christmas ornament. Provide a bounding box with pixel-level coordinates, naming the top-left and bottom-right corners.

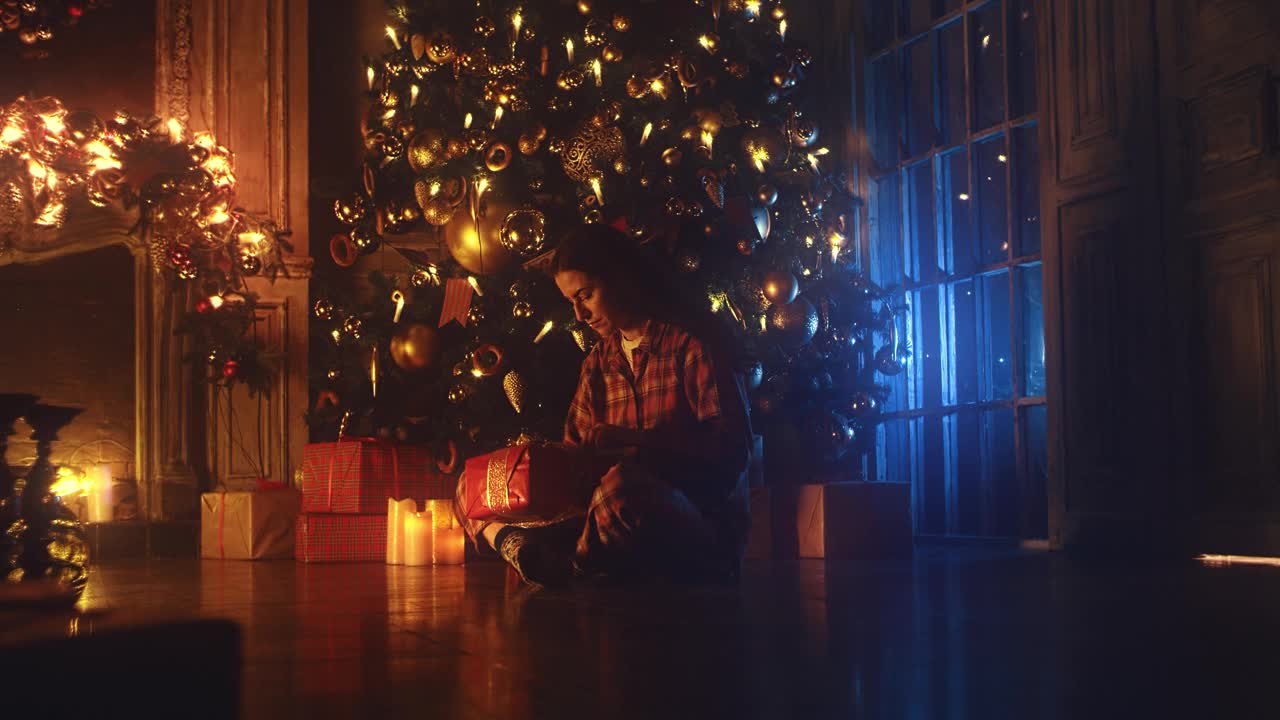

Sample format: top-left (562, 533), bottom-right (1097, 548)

top-left (612, 158), bottom-right (631, 174)
top-left (447, 383), bottom-right (471, 404)
top-left (518, 133), bottom-right (542, 155)
top-left (467, 305), bottom-right (487, 325)
top-left (625, 75), bottom-right (649, 98)
top-left (390, 323), bottom-right (441, 372)
top-left (473, 16), bottom-right (496, 36)
top-left (602, 44), bottom-right (623, 63)
top-left (443, 180), bottom-right (520, 275)
top-left (410, 266), bottom-right (438, 287)
top-left (314, 299), bottom-right (335, 320)
top-left (343, 316), bottom-right (364, 339)
top-left (582, 19), bottom-right (607, 46)
top-left (677, 249), bottom-right (701, 273)
top-left (470, 343), bottom-right (506, 377)
top-left (791, 119), bottom-right (820, 148)
top-left (484, 142), bottom-right (513, 171)
top-left (351, 225), bottom-right (381, 254)
top-left (556, 68), bottom-right (586, 91)
top-left (499, 207), bottom-right (547, 256)
top-left (407, 129), bottom-right (448, 172)
top-left (547, 138), bottom-right (566, 155)
top-left (503, 370), bottom-right (528, 413)
top-left (662, 147), bottom-right (683, 167)
top-left (611, 12), bottom-right (631, 31)
top-left (333, 194), bottom-right (368, 225)
top-left (577, 0), bottom-right (593, 13)
top-left (736, 238), bottom-right (756, 256)
top-left (561, 123), bottom-right (626, 183)
top-left (767, 296), bottom-right (819, 348)
top-left (426, 32), bottom-right (457, 64)
top-left (512, 300), bottom-right (534, 319)
top-left (762, 270), bottom-right (799, 304)
top-left (446, 136), bottom-right (469, 159)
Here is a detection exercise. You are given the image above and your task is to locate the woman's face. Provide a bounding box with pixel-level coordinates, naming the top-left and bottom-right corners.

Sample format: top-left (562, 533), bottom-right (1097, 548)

top-left (555, 270), bottom-right (627, 337)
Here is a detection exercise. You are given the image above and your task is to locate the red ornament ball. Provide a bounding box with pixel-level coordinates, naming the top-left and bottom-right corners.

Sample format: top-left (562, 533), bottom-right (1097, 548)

top-left (221, 360), bottom-right (240, 379)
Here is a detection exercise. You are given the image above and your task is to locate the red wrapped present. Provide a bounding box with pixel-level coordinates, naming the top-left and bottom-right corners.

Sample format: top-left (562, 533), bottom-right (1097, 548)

top-left (295, 512), bottom-right (387, 563)
top-left (300, 438), bottom-right (454, 514)
top-left (462, 443), bottom-right (610, 522)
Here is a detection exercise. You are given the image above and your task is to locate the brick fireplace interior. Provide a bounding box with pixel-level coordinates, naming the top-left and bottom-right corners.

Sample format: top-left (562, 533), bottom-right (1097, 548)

top-left (0, 244), bottom-right (139, 521)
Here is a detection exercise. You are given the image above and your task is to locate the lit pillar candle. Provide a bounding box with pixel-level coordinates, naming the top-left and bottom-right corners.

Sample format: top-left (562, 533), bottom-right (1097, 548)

top-left (427, 499), bottom-right (466, 565)
top-left (403, 510), bottom-right (434, 566)
top-left (88, 464), bottom-right (112, 523)
top-left (386, 497), bottom-right (417, 564)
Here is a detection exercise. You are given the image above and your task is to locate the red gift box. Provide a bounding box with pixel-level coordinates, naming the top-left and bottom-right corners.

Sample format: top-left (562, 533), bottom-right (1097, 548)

top-left (295, 512), bottom-right (387, 563)
top-left (300, 438), bottom-right (454, 514)
top-left (462, 444), bottom-right (609, 522)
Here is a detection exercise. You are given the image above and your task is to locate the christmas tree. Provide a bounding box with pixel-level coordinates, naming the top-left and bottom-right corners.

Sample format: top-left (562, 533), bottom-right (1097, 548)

top-left (312, 0), bottom-right (901, 474)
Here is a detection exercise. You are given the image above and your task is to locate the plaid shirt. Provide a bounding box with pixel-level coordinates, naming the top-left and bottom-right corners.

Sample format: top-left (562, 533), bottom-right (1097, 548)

top-left (564, 320), bottom-right (751, 512)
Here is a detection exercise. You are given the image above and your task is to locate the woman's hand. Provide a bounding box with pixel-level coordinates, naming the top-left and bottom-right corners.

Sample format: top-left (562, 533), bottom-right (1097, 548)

top-left (582, 423), bottom-right (643, 452)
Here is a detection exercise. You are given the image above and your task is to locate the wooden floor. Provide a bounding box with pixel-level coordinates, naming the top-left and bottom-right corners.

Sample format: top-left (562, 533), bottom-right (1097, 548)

top-left (32, 548), bottom-right (1280, 718)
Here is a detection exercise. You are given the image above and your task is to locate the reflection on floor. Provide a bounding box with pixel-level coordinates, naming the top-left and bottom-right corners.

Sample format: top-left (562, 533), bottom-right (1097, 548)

top-left (74, 547), bottom-right (1277, 719)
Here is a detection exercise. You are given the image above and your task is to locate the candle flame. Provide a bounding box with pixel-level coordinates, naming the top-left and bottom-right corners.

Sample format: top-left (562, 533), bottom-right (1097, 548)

top-left (512, 10), bottom-right (523, 34)
top-left (367, 66), bottom-right (376, 90)
top-left (640, 121), bottom-right (653, 146)
top-left (746, 0), bottom-right (761, 16)
top-left (371, 344), bottom-right (379, 398)
top-left (464, 112), bottom-right (473, 129)
top-left (779, 18), bottom-right (787, 40)
top-left (698, 35), bottom-right (714, 51)
top-left (701, 129), bottom-right (714, 155)
top-left (385, 26), bottom-right (401, 50)
top-left (750, 146), bottom-right (769, 172)
top-left (492, 105), bottom-right (504, 128)
top-left (592, 58), bottom-right (603, 86)
top-left (410, 84), bottom-right (420, 105)
top-left (566, 38), bottom-right (575, 63)
top-left (589, 176), bottom-right (604, 205)
top-left (534, 320), bottom-right (554, 343)
top-left (331, 329), bottom-right (341, 344)
top-left (467, 275), bottom-right (484, 296)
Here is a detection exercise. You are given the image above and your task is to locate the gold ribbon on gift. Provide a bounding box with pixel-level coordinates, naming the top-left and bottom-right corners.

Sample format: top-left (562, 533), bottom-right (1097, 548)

top-left (485, 450), bottom-right (513, 514)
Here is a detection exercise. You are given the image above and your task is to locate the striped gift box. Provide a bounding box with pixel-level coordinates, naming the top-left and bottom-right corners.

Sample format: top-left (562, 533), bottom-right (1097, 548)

top-left (300, 438), bottom-right (455, 514)
top-left (295, 512), bottom-right (387, 563)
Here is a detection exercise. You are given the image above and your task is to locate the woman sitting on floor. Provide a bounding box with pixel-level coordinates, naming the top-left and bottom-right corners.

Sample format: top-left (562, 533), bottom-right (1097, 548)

top-left (456, 223), bottom-right (754, 587)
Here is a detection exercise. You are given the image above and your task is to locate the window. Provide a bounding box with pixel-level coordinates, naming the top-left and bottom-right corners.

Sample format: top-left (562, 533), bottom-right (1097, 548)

top-left (861, 0), bottom-right (1045, 538)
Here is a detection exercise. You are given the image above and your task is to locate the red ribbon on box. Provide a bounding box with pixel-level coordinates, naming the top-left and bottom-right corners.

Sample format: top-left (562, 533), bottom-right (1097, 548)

top-left (462, 444), bottom-right (610, 522)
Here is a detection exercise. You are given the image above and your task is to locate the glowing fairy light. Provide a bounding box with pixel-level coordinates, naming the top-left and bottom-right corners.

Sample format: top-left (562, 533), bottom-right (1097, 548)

top-left (391, 290), bottom-right (405, 323)
top-left (758, 315), bottom-right (767, 332)
top-left (492, 105), bottom-right (504, 128)
top-left (815, 147), bottom-right (830, 156)
top-left (533, 320), bottom-right (554, 344)
top-left (193, 131), bottom-right (216, 149)
top-left (385, 26), bottom-right (401, 50)
top-left (511, 10), bottom-right (523, 34)
top-left (698, 35), bottom-right (714, 51)
top-left (997, 153), bottom-right (1008, 163)
top-left (779, 19), bottom-right (787, 40)
top-left (474, 175), bottom-right (490, 199)
top-left (0, 124), bottom-right (22, 144)
top-left (331, 329), bottom-right (341, 344)
top-left (591, 58), bottom-right (602, 87)
top-left (367, 65), bottom-right (376, 90)
top-left (41, 112), bottom-right (65, 135)
top-left (589, 176), bottom-right (604, 205)
top-left (166, 118), bottom-right (184, 143)
top-left (981, 34), bottom-right (991, 48)
top-left (957, 193), bottom-right (970, 201)
top-left (804, 235), bottom-right (815, 248)
top-left (410, 84), bottom-right (420, 105)
top-left (382, 107), bottom-right (397, 121)
top-left (807, 153), bottom-right (820, 172)
top-left (649, 77), bottom-right (668, 98)
top-left (640, 121), bottom-right (653, 146)
top-left (464, 112), bottom-right (474, 129)
top-left (566, 38), bottom-right (575, 63)
top-left (701, 129), bottom-right (714, 155)
top-left (208, 295), bottom-right (225, 310)
top-left (709, 293), bottom-right (724, 313)
top-left (467, 275), bottom-right (484, 296)
top-left (746, 0), bottom-right (762, 16)
top-left (750, 145), bottom-right (770, 172)
top-left (370, 344), bottom-right (379, 398)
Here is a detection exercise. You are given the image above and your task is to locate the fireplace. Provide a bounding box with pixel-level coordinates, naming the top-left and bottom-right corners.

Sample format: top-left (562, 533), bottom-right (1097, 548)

top-left (0, 205), bottom-right (203, 521)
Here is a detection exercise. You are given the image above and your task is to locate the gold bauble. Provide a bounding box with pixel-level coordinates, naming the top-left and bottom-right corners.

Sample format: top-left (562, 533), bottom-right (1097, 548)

top-left (499, 207), bottom-right (547, 256)
top-left (583, 20), bottom-right (607, 46)
top-left (390, 323), bottom-right (441, 372)
top-left (447, 384), bottom-right (471, 404)
top-left (518, 133), bottom-right (542, 155)
top-left (421, 198), bottom-right (457, 226)
top-left (447, 137), bottom-right (469, 159)
top-left (791, 119), bottom-right (820, 148)
top-left (470, 343), bottom-right (505, 377)
top-left (612, 13), bottom-right (632, 31)
top-left (557, 68), bottom-right (586, 91)
top-left (602, 44), bottom-right (623, 63)
top-left (767, 296), bottom-right (818, 348)
top-left (625, 75), bottom-right (649, 99)
top-left (512, 301), bottom-right (534, 319)
top-left (736, 238), bottom-right (756, 256)
top-left (407, 129), bottom-right (448, 172)
top-left (343, 316), bottom-right (363, 338)
top-left (612, 158), bottom-right (631, 174)
top-left (467, 305), bottom-right (487, 325)
top-left (333, 194), bottom-right (368, 225)
top-left (699, 33), bottom-right (721, 53)
top-left (473, 16), bottom-right (496, 36)
top-left (662, 147), bottom-right (683, 167)
top-left (547, 138), bottom-right (566, 155)
top-left (466, 128), bottom-right (490, 150)
top-left (426, 32), bottom-right (457, 64)
top-left (410, 267), bottom-right (437, 287)
top-left (581, 208), bottom-right (603, 224)
top-left (762, 271), bottom-right (799, 304)
top-left (484, 142), bottom-right (513, 172)
top-left (503, 371), bottom-right (527, 413)
top-left (313, 299), bottom-right (334, 320)
top-left (443, 184), bottom-right (521, 275)
top-left (561, 123), bottom-right (626, 183)
top-left (576, 0), bottom-right (593, 13)
top-left (740, 127), bottom-right (786, 169)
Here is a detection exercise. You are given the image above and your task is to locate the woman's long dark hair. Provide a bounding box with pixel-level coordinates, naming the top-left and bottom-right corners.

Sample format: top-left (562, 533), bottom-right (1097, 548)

top-left (552, 224), bottom-right (746, 367)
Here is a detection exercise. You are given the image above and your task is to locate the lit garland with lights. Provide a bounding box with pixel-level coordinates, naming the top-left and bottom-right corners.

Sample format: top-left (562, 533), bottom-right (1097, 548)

top-left (0, 96), bottom-right (291, 394)
top-left (0, 0), bottom-right (102, 48)
top-left (314, 0), bottom-right (902, 470)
